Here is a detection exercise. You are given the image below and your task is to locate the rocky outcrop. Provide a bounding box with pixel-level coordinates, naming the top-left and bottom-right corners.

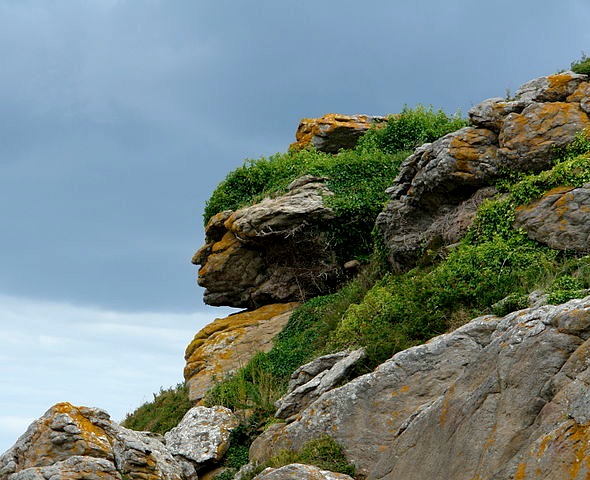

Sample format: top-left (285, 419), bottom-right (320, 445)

top-left (251, 296), bottom-right (590, 479)
top-left (253, 464), bottom-right (354, 480)
top-left (193, 177), bottom-right (343, 308)
top-left (515, 184), bottom-right (590, 253)
top-left (0, 403), bottom-right (196, 480)
top-left (184, 303), bottom-right (299, 403)
top-left (290, 114), bottom-right (386, 153)
top-left (275, 349), bottom-right (365, 420)
top-left (377, 71), bottom-right (590, 271)
top-left (0, 404), bottom-right (241, 480)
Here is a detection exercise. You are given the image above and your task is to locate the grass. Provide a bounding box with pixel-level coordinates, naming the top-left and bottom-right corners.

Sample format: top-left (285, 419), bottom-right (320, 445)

top-left (121, 383), bottom-right (193, 434)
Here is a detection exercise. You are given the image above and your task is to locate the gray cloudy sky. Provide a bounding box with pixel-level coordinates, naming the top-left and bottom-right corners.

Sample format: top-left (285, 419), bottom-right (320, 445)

top-left (1, 0), bottom-right (589, 452)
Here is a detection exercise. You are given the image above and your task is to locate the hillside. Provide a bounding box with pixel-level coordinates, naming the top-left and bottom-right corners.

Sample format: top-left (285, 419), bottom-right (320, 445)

top-left (3, 62), bottom-right (590, 480)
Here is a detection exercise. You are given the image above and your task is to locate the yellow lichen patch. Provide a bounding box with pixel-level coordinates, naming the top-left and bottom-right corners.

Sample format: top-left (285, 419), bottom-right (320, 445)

top-left (566, 422), bottom-right (590, 479)
top-left (439, 384), bottom-right (455, 427)
top-left (449, 129), bottom-right (497, 175)
top-left (547, 73), bottom-right (579, 98)
top-left (390, 385), bottom-right (411, 398)
top-left (567, 82), bottom-right (590, 103)
top-left (514, 462), bottom-right (527, 480)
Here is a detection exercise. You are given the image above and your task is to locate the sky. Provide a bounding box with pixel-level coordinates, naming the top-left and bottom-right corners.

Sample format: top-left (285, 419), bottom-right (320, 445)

top-left (1, 0), bottom-right (589, 453)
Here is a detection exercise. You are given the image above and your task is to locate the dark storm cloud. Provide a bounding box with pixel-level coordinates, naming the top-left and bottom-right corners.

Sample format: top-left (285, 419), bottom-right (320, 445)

top-left (1, 0), bottom-right (588, 311)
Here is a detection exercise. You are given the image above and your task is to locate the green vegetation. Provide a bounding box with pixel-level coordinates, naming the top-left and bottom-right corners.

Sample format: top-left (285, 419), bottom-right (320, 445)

top-left (224, 435), bottom-right (355, 480)
top-left (571, 52), bottom-right (590, 75)
top-left (123, 106), bottom-right (590, 477)
top-left (121, 383), bottom-right (193, 434)
top-left (357, 104), bottom-right (468, 153)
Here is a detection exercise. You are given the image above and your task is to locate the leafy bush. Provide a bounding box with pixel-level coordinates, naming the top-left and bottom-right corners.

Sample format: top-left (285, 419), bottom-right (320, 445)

top-left (571, 53), bottom-right (590, 75)
top-left (122, 383), bottom-right (193, 434)
top-left (357, 105), bottom-right (468, 153)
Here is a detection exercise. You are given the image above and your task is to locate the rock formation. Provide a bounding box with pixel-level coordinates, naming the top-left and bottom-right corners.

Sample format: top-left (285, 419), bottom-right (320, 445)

top-left (193, 177), bottom-right (342, 309)
top-left (290, 113), bottom-right (386, 153)
top-left (515, 184), bottom-right (590, 253)
top-left (377, 71), bottom-right (590, 271)
top-left (274, 349), bottom-right (365, 420)
top-left (0, 403), bottom-right (238, 480)
top-left (251, 296), bottom-right (590, 479)
top-left (184, 303), bottom-right (299, 403)
top-left (6, 70), bottom-right (590, 480)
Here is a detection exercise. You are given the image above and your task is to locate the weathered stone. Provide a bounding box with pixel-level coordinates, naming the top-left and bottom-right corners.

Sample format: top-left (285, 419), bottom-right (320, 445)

top-left (498, 102), bottom-right (590, 171)
top-left (514, 71), bottom-right (588, 103)
top-left (194, 179), bottom-right (343, 308)
top-left (275, 349), bottom-right (365, 420)
top-left (251, 297), bottom-right (590, 480)
top-left (184, 303), bottom-right (299, 403)
top-left (0, 403), bottom-right (195, 480)
top-left (290, 113), bottom-right (386, 153)
top-left (164, 406), bottom-right (238, 465)
top-left (253, 463), bottom-right (354, 480)
top-left (287, 351), bottom-right (353, 392)
top-left (468, 97), bottom-right (525, 131)
top-left (514, 184), bottom-right (590, 253)
top-left (376, 127), bottom-right (499, 270)
top-left (227, 180), bottom-right (335, 241)
top-left (567, 81), bottom-right (590, 114)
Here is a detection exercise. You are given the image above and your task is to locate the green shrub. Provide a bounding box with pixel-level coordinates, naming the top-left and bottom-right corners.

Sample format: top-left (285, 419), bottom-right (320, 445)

top-left (571, 53), bottom-right (590, 75)
top-left (122, 383), bottom-right (193, 434)
top-left (357, 105), bottom-right (468, 153)
top-left (241, 436), bottom-right (355, 480)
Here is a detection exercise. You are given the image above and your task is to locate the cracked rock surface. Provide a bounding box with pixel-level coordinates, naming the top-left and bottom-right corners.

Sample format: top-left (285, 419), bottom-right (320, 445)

top-left (251, 296), bottom-right (590, 480)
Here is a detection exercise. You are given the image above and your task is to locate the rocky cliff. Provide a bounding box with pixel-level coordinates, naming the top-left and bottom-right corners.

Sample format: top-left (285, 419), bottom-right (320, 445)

top-left (4, 71), bottom-right (590, 480)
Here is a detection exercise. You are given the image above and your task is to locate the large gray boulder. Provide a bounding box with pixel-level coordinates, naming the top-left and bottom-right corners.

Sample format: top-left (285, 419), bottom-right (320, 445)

top-left (515, 184), bottom-right (590, 253)
top-left (250, 296), bottom-right (590, 480)
top-left (375, 126), bottom-right (499, 270)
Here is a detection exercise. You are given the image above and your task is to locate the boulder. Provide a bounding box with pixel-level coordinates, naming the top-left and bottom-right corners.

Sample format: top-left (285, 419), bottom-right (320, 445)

top-left (184, 303), bottom-right (299, 403)
top-left (253, 463), bottom-right (354, 480)
top-left (0, 403), bottom-right (195, 480)
top-left (275, 349), bottom-right (365, 420)
top-left (250, 296), bottom-right (590, 480)
top-left (164, 406), bottom-right (238, 465)
top-left (498, 101), bottom-right (590, 171)
top-left (378, 73), bottom-right (590, 272)
top-left (193, 178), bottom-right (342, 308)
top-left (514, 71), bottom-right (587, 103)
top-left (514, 184), bottom-right (590, 253)
top-left (290, 113), bottom-right (386, 153)
top-left (376, 126), bottom-right (499, 270)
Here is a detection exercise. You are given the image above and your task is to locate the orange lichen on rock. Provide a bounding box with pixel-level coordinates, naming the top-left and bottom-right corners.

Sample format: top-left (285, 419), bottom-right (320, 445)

top-left (290, 113), bottom-right (386, 153)
top-left (184, 303), bottom-right (299, 402)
